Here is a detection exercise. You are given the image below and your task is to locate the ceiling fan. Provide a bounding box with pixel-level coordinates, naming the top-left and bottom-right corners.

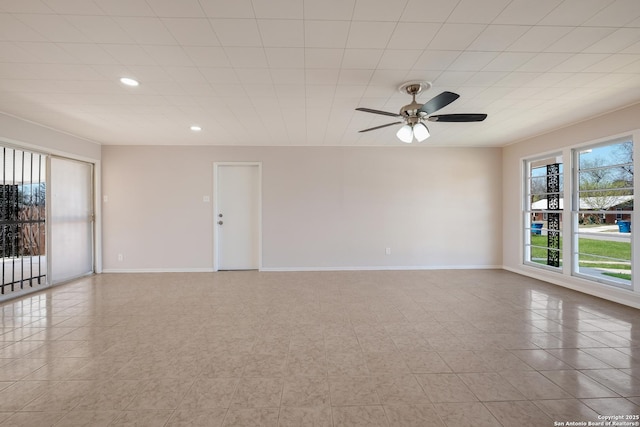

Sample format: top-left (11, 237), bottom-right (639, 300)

top-left (355, 81), bottom-right (487, 143)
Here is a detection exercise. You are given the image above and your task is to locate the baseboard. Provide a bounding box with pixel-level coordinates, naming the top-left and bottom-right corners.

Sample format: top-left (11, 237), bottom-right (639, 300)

top-left (101, 268), bottom-right (216, 273)
top-left (259, 265), bottom-right (502, 272)
top-left (102, 265), bottom-right (501, 274)
top-left (503, 265), bottom-right (640, 310)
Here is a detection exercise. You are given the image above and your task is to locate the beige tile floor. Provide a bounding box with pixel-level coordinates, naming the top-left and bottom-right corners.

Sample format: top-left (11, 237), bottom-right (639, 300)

top-left (0, 269), bottom-right (639, 426)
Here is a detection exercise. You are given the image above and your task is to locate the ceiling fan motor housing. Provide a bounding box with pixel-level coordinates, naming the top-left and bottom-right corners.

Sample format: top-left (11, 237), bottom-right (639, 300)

top-left (399, 82), bottom-right (429, 121)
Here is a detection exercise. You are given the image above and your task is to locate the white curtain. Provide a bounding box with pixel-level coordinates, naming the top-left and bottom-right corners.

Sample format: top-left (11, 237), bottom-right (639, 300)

top-left (50, 157), bottom-right (93, 283)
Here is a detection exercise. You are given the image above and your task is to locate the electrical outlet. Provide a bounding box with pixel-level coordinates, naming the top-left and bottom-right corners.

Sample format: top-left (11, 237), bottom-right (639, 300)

top-left (117, 253), bottom-right (123, 262)
top-left (385, 247), bottom-right (391, 255)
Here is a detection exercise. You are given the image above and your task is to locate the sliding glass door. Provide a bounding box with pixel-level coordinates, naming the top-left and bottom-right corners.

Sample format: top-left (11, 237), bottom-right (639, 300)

top-left (50, 157), bottom-right (94, 284)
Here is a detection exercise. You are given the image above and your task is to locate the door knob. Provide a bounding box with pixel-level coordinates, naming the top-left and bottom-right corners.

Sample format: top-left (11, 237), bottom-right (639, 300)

top-left (217, 220), bottom-right (223, 225)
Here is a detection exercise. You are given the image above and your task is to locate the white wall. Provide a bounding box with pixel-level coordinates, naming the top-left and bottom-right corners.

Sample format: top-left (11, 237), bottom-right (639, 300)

top-left (101, 145), bottom-right (502, 271)
top-left (503, 102), bottom-right (640, 308)
top-left (0, 112), bottom-right (101, 160)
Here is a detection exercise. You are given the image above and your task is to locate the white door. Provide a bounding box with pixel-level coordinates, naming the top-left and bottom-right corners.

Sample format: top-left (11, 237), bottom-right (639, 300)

top-left (215, 164), bottom-right (260, 270)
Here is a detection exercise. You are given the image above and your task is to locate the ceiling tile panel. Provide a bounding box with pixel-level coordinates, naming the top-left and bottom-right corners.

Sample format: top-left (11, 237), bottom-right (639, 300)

top-left (126, 65), bottom-right (174, 82)
top-left (506, 26), bottom-right (573, 52)
top-left (42, 0), bottom-right (104, 15)
top-left (210, 19), bottom-right (262, 47)
top-left (14, 41), bottom-right (75, 63)
top-left (493, 0), bottom-right (563, 25)
top-left (518, 53), bottom-right (574, 72)
top-left (162, 18), bottom-right (220, 46)
top-left (257, 20), bottom-right (304, 47)
top-left (584, 54), bottom-right (640, 72)
top-left (164, 67), bottom-right (208, 84)
top-left (468, 25), bottom-right (531, 51)
top-left (465, 71), bottom-right (509, 86)
top-left (58, 43), bottom-right (117, 65)
top-left (342, 49), bottom-right (382, 69)
top-left (65, 16), bottom-right (135, 44)
top-left (413, 50), bottom-right (461, 70)
top-left (305, 68), bottom-right (340, 85)
top-left (495, 72), bottom-right (542, 87)
top-left (145, 0), bottom-right (205, 18)
top-left (0, 41), bottom-right (37, 62)
top-left (616, 60), bottom-right (640, 73)
top-left (305, 48), bottom-right (344, 69)
top-left (199, 0), bottom-right (254, 18)
top-left (304, 0), bottom-right (355, 20)
top-left (546, 27), bottom-right (617, 53)
top-left (377, 49), bottom-right (422, 70)
top-left (483, 52), bottom-right (536, 71)
top-left (346, 21), bottom-right (396, 49)
top-left (448, 51), bottom-right (499, 71)
top-left (400, 0), bottom-right (460, 22)
top-left (225, 47), bottom-right (268, 68)
top-left (584, 0), bottom-right (640, 27)
top-left (0, 13), bottom-right (49, 42)
top-left (235, 67), bottom-right (273, 84)
top-left (114, 17), bottom-right (177, 45)
top-left (200, 67), bottom-right (239, 84)
top-left (94, 0), bottom-right (154, 17)
top-left (143, 45), bottom-right (194, 67)
top-left (448, 0), bottom-right (511, 24)
top-left (551, 53), bottom-right (610, 72)
top-left (102, 44), bottom-right (157, 66)
top-left (538, 0), bottom-right (613, 26)
top-left (8, 14), bottom-right (71, 42)
top-left (305, 21), bottom-right (350, 48)
top-left (428, 24), bottom-right (486, 50)
top-left (387, 23), bottom-right (440, 50)
top-left (352, 0), bottom-right (408, 21)
top-left (184, 46), bottom-right (230, 67)
top-left (270, 68), bottom-right (305, 85)
top-left (338, 69), bottom-right (374, 85)
top-left (622, 40), bottom-right (640, 54)
top-left (583, 28), bottom-right (640, 54)
top-left (266, 47), bottom-right (305, 68)
top-left (432, 71), bottom-right (473, 86)
top-left (0, 0), bottom-right (53, 13)
top-left (252, 0), bottom-right (303, 19)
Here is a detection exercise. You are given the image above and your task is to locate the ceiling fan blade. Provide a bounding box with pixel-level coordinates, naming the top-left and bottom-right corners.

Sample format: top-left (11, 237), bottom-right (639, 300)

top-left (355, 107), bottom-right (402, 117)
top-left (419, 91), bottom-right (460, 115)
top-left (358, 121), bottom-right (402, 132)
top-left (427, 113), bottom-right (487, 122)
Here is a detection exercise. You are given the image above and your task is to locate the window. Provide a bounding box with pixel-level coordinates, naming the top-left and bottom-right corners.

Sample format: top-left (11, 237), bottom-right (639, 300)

top-left (573, 140), bottom-right (633, 287)
top-left (0, 146), bottom-right (47, 295)
top-left (524, 155), bottom-right (563, 271)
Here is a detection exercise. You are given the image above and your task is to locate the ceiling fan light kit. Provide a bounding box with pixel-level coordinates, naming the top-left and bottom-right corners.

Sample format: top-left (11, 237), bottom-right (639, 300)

top-left (356, 81), bottom-right (487, 143)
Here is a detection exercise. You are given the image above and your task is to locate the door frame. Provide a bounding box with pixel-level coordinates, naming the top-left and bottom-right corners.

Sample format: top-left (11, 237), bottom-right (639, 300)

top-left (213, 162), bottom-right (262, 272)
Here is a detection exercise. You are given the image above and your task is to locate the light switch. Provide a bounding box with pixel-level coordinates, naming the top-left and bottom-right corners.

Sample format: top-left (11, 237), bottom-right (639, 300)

top-left (203, 196), bottom-right (210, 203)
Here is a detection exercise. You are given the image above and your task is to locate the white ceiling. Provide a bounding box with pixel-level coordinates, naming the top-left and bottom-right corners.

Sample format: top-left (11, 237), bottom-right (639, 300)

top-left (1, 0), bottom-right (640, 147)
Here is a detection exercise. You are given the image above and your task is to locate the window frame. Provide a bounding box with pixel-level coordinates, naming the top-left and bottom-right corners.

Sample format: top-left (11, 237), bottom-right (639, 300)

top-left (571, 138), bottom-right (633, 289)
top-left (523, 153), bottom-right (564, 273)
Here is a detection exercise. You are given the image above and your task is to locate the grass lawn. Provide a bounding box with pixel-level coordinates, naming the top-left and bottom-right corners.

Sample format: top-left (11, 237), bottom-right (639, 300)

top-left (529, 234), bottom-right (631, 277)
top-left (603, 272), bottom-right (632, 280)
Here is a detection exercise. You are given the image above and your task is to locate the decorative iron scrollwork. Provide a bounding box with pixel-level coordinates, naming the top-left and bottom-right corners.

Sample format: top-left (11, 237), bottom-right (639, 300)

top-left (546, 163), bottom-right (561, 267)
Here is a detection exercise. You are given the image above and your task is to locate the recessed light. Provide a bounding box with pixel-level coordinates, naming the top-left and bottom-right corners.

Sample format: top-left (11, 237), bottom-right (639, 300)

top-left (190, 125), bottom-right (202, 132)
top-left (119, 77), bottom-right (139, 87)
